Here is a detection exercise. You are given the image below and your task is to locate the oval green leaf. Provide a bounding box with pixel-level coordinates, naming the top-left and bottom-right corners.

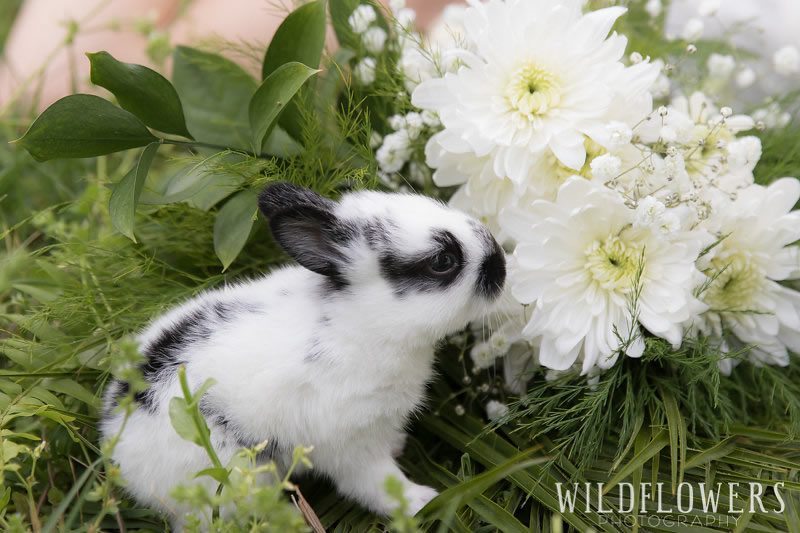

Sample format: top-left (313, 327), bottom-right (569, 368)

top-left (262, 0), bottom-right (327, 141)
top-left (249, 62), bottom-right (319, 152)
top-left (172, 46), bottom-right (258, 150)
top-left (195, 467), bottom-right (230, 484)
top-left (168, 396), bottom-right (202, 446)
top-left (109, 142), bottom-right (159, 242)
top-left (14, 94), bottom-right (158, 161)
top-left (262, 0), bottom-right (326, 79)
top-left (88, 51), bottom-right (192, 138)
top-left (213, 189), bottom-right (258, 270)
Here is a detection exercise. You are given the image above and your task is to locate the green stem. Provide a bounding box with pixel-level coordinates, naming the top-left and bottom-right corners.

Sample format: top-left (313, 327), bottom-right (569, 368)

top-left (177, 367), bottom-right (225, 472)
top-left (176, 366), bottom-right (227, 522)
top-left (160, 138), bottom-right (272, 160)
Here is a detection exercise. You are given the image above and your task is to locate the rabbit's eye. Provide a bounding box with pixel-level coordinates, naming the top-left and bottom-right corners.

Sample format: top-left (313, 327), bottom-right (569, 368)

top-left (429, 251), bottom-right (458, 274)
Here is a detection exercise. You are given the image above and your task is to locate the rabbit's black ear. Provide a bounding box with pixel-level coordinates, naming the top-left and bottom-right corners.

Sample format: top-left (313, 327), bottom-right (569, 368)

top-left (268, 204), bottom-right (351, 284)
top-left (258, 182), bottom-right (335, 219)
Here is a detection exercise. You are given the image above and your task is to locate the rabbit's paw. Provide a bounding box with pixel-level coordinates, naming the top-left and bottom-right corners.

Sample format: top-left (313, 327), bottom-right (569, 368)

top-left (404, 484), bottom-right (438, 516)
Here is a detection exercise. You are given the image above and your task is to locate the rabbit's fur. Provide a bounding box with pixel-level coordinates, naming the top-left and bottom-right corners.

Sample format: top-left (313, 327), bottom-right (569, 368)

top-left (100, 183), bottom-right (506, 526)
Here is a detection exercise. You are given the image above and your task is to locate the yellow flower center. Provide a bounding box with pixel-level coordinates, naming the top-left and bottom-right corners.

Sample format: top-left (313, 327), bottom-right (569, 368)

top-left (684, 125), bottom-right (733, 177)
top-left (704, 252), bottom-right (763, 311)
top-left (585, 235), bottom-right (641, 291)
top-left (506, 62), bottom-right (561, 120)
top-left (548, 137), bottom-right (607, 181)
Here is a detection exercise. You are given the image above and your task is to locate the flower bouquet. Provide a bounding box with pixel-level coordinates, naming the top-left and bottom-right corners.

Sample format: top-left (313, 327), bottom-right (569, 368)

top-left (3, 0), bottom-right (800, 530)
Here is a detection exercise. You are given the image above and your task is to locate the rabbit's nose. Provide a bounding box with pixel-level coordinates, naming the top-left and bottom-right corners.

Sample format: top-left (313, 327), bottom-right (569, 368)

top-left (477, 238), bottom-right (506, 299)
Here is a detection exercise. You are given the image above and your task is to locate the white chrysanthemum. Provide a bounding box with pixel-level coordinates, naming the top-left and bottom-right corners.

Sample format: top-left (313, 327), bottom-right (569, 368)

top-left (500, 178), bottom-right (708, 373)
top-left (431, 135), bottom-right (648, 238)
top-left (694, 178), bottom-right (800, 369)
top-left (412, 0), bottom-right (659, 188)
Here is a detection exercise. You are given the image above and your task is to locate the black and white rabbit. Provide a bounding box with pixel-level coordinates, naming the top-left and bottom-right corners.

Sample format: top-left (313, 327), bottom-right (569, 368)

top-left (100, 182), bottom-right (506, 526)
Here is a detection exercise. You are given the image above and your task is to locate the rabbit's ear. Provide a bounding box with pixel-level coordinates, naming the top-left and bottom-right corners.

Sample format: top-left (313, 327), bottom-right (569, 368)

top-left (268, 204), bottom-right (352, 282)
top-left (258, 182), bottom-right (335, 219)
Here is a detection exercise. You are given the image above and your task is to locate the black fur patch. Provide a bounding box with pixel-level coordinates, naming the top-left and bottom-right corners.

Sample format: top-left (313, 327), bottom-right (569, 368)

top-left (379, 229), bottom-right (465, 296)
top-left (471, 222), bottom-right (506, 299)
top-left (477, 243), bottom-right (506, 299)
top-left (269, 205), bottom-right (353, 289)
top-left (258, 182), bottom-right (336, 219)
top-left (363, 219), bottom-right (390, 250)
top-left (211, 300), bottom-right (261, 322)
top-left (130, 301), bottom-right (256, 413)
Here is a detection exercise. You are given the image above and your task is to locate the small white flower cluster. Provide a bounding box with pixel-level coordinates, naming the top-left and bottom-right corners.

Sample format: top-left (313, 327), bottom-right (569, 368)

top-left (363, 0), bottom-right (800, 379)
top-left (348, 4), bottom-right (387, 85)
top-left (374, 110), bottom-right (439, 187)
top-left (631, 91), bottom-right (763, 224)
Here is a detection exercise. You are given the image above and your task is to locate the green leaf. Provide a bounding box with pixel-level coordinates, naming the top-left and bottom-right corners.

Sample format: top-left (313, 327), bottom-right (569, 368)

top-left (193, 378), bottom-right (217, 407)
top-left (421, 447), bottom-right (545, 516)
top-left (684, 439), bottom-right (739, 470)
top-left (261, 0), bottom-right (326, 79)
top-left (213, 189), bottom-right (258, 270)
top-left (262, 125), bottom-right (304, 158)
top-left (421, 416), bottom-right (608, 533)
top-left (172, 46), bottom-right (258, 150)
top-left (138, 152), bottom-right (246, 209)
top-left (109, 142), bottom-right (159, 242)
top-left (195, 467), bottom-right (230, 484)
top-left (249, 62), bottom-right (319, 152)
top-left (46, 379), bottom-right (101, 409)
top-left (603, 430), bottom-right (670, 496)
top-left (261, 0), bottom-right (326, 140)
top-left (88, 51), bottom-right (191, 138)
top-left (661, 387), bottom-right (687, 493)
top-left (14, 94), bottom-right (158, 161)
top-left (168, 396), bottom-right (201, 446)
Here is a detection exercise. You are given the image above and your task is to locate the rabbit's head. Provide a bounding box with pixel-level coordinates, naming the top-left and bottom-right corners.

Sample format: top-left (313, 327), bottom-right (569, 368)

top-left (259, 183), bottom-right (506, 340)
